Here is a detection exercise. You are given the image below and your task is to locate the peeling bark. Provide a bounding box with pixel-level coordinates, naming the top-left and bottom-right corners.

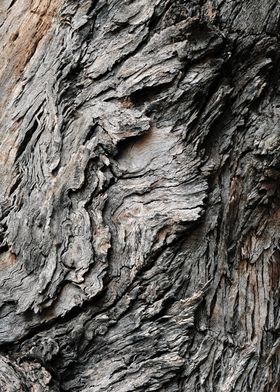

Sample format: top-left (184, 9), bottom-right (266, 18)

top-left (0, 0), bottom-right (280, 391)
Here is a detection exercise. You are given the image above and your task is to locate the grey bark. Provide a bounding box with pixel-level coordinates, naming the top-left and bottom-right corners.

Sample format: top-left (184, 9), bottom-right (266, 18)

top-left (0, 0), bottom-right (279, 391)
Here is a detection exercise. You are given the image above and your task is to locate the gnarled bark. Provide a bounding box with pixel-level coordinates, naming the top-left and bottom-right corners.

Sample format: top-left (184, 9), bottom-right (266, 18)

top-left (0, 0), bottom-right (280, 391)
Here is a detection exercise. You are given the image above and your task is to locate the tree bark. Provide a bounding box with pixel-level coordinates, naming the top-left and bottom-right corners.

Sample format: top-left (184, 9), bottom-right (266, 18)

top-left (0, 0), bottom-right (280, 391)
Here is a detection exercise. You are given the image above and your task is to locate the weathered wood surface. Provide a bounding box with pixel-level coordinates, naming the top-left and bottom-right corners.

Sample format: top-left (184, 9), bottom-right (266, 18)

top-left (0, 0), bottom-right (280, 390)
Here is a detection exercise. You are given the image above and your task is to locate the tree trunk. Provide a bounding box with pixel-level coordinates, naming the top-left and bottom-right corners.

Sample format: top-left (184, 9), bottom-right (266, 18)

top-left (0, 0), bottom-right (279, 391)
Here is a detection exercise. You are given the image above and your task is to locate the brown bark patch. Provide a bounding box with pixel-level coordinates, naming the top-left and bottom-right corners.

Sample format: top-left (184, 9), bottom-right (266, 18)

top-left (269, 251), bottom-right (280, 292)
top-left (0, 251), bottom-right (17, 270)
top-left (0, 0), bottom-right (62, 114)
top-left (207, 2), bottom-right (216, 21)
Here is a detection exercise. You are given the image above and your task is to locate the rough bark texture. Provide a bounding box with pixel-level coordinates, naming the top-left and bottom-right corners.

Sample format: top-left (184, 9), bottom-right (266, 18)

top-left (0, 0), bottom-right (280, 391)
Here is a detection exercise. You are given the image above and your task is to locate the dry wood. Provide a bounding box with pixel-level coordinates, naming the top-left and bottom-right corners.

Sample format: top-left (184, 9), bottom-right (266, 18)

top-left (0, 0), bottom-right (279, 391)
